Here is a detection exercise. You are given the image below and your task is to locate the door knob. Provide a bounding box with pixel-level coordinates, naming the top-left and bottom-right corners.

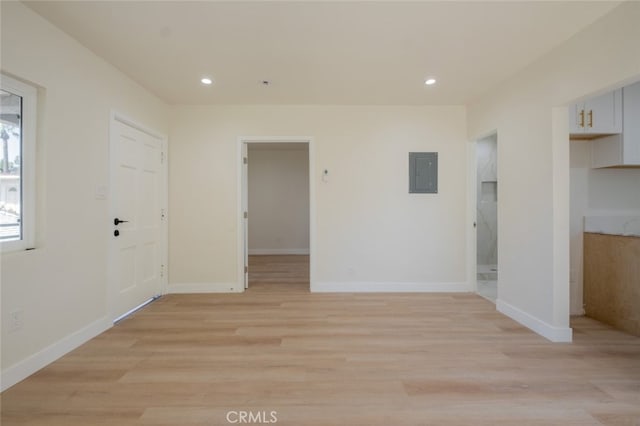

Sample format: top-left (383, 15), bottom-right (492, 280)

top-left (114, 218), bottom-right (129, 226)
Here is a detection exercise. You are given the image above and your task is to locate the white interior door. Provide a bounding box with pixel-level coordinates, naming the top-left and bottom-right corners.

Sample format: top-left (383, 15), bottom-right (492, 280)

top-left (242, 143), bottom-right (249, 289)
top-left (467, 141), bottom-right (478, 292)
top-left (110, 118), bottom-right (165, 320)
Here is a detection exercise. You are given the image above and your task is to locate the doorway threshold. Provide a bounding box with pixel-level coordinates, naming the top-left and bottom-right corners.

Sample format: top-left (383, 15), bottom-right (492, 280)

top-left (113, 295), bottom-right (162, 324)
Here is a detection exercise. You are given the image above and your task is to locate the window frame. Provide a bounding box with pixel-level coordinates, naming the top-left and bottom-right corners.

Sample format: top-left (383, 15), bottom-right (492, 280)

top-left (1, 73), bottom-right (37, 252)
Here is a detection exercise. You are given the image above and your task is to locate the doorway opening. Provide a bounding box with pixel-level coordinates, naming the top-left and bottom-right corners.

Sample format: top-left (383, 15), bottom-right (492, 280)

top-left (239, 139), bottom-right (313, 292)
top-left (475, 133), bottom-right (498, 303)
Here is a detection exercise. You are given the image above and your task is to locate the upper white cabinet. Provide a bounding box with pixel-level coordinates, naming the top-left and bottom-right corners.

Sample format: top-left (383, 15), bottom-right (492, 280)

top-left (570, 89), bottom-right (622, 138)
top-left (592, 81), bottom-right (640, 168)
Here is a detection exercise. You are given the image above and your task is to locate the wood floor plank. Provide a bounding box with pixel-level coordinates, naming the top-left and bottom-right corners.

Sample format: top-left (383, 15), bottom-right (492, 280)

top-left (2, 255), bottom-right (639, 425)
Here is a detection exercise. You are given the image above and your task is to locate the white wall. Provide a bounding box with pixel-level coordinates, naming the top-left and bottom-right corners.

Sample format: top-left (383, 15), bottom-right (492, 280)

top-left (248, 145), bottom-right (309, 255)
top-left (0, 2), bottom-right (168, 389)
top-left (169, 105), bottom-right (468, 292)
top-left (587, 168), bottom-right (640, 212)
top-left (468, 1), bottom-right (640, 341)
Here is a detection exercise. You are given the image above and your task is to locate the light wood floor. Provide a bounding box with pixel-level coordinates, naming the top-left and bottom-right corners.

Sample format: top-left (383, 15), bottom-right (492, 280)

top-left (247, 255), bottom-right (310, 292)
top-left (2, 255), bottom-right (639, 425)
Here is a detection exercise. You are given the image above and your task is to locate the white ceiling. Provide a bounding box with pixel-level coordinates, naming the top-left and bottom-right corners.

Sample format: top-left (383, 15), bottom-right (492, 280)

top-left (24, 1), bottom-right (620, 105)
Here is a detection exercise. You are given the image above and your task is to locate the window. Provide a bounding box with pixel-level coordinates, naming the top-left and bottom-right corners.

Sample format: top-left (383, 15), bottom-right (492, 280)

top-left (1, 73), bottom-right (37, 251)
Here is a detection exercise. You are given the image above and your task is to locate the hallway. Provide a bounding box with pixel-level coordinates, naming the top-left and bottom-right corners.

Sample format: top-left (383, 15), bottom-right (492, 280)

top-left (248, 255), bottom-right (310, 293)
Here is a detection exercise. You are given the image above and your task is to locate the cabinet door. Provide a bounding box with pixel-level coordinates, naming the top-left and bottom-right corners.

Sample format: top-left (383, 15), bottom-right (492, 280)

top-left (569, 103), bottom-right (585, 134)
top-left (584, 89), bottom-right (622, 135)
top-left (622, 81), bottom-right (640, 165)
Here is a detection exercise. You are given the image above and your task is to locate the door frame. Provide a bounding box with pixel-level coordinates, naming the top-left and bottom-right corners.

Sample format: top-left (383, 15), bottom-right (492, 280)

top-left (236, 136), bottom-right (315, 291)
top-left (467, 130), bottom-right (498, 295)
top-left (108, 111), bottom-right (169, 321)
top-left (466, 139), bottom-right (478, 293)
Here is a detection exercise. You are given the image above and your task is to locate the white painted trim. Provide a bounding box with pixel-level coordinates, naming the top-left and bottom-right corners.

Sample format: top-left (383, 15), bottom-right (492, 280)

top-left (111, 111), bottom-right (165, 140)
top-left (497, 299), bottom-right (573, 343)
top-left (161, 137), bottom-right (169, 296)
top-left (237, 136), bottom-right (313, 144)
top-left (241, 142), bottom-right (248, 289)
top-left (0, 73), bottom-right (37, 253)
top-left (551, 107), bottom-right (571, 330)
top-left (237, 136), bottom-right (316, 291)
top-left (312, 281), bottom-right (471, 293)
top-left (0, 317), bottom-right (111, 392)
top-left (308, 140), bottom-right (317, 292)
top-left (168, 283), bottom-right (243, 294)
top-left (249, 248), bottom-right (310, 255)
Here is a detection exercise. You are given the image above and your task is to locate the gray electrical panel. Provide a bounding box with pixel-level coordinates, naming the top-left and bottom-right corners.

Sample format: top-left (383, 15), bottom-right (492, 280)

top-left (409, 152), bottom-right (438, 193)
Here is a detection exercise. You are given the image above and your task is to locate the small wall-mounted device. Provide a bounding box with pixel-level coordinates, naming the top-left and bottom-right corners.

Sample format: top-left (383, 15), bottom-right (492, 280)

top-left (322, 169), bottom-right (329, 183)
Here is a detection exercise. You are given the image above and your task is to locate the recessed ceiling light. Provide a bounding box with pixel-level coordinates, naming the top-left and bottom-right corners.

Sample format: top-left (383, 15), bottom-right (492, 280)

top-left (425, 78), bottom-right (437, 86)
top-left (201, 77), bottom-right (213, 85)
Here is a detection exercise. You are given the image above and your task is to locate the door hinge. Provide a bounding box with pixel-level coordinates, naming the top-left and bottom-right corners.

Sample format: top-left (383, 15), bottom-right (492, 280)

top-left (243, 157), bottom-right (248, 165)
top-left (244, 266), bottom-right (248, 274)
top-left (244, 211), bottom-right (248, 219)
top-left (160, 264), bottom-right (165, 278)
top-left (161, 152), bottom-right (165, 164)
top-left (161, 208), bottom-right (166, 221)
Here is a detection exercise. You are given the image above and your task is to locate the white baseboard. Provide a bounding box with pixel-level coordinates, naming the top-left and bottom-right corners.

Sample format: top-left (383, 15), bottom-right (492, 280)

top-left (168, 282), bottom-right (243, 294)
top-left (497, 299), bottom-right (573, 343)
top-left (311, 281), bottom-right (471, 293)
top-left (1, 316), bottom-right (112, 392)
top-left (248, 248), bottom-right (310, 255)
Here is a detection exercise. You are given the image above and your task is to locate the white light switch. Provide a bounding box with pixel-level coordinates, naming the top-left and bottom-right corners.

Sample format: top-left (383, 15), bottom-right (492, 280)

top-left (95, 185), bottom-right (108, 200)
